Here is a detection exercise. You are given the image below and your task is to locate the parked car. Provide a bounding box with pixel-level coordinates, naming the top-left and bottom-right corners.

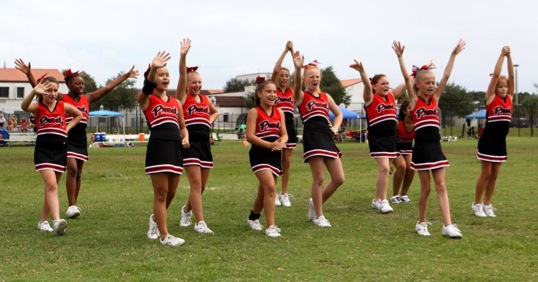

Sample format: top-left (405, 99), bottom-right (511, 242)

top-left (510, 118), bottom-right (529, 128)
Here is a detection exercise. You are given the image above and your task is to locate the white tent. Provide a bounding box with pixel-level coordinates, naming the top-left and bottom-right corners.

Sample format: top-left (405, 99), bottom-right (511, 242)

top-left (89, 110), bottom-right (126, 145)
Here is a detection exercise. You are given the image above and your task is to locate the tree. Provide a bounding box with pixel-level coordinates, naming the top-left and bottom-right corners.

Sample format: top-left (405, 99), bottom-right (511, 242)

top-left (244, 90), bottom-right (256, 109)
top-left (90, 72), bottom-right (138, 111)
top-left (224, 78), bottom-right (251, 93)
top-left (438, 82), bottom-right (473, 127)
top-left (80, 72), bottom-right (98, 94)
top-left (320, 66), bottom-right (350, 106)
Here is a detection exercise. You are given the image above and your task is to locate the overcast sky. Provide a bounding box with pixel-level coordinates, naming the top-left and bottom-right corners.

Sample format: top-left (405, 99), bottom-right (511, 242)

top-left (2, 0), bottom-right (536, 94)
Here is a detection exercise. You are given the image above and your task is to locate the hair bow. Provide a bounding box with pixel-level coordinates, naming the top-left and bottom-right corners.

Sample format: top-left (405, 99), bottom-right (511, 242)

top-left (302, 60), bottom-right (321, 69)
top-left (187, 66), bottom-right (199, 73)
top-left (36, 73), bottom-right (48, 83)
top-left (255, 76), bottom-right (266, 84)
top-left (410, 65), bottom-right (428, 77)
top-left (63, 69), bottom-right (79, 80)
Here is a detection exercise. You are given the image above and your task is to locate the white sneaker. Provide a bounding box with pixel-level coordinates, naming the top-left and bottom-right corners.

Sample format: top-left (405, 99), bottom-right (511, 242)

top-left (389, 195), bottom-right (401, 204)
top-left (160, 234), bottom-right (185, 246)
top-left (275, 195), bottom-right (282, 207)
top-left (472, 203), bottom-right (487, 217)
top-left (415, 221), bottom-right (431, 236)
top-left (442, 224), bottom-right (462, 239)
top-left (280, 194), bottom-right (291, 207)
top-left (266, 225), bottom-right (281, 238)
top-left (53, 219), bottom-right (67, 236)
top-left (379, 200), bottom-right (393, 214)
top-left (247, 219), bottom-right (263, 231)
top-left (147, 214), bottom-right (160, 240)
top-left (308, 198), bottom-right (316, 221)
top-left (482, 204), bottom-right (496, 217)
top-left (194, 221), bottom-right (214, 234)
top-left (37, 221), bottom-right (53, 232)
top-left (371, 199), bottom-right (381, 209)
top-left (399, 195), bottom-right (411, 203)
top-left (66, 205), bottom-right (81, 218)
top-left (179, 205), bottom-right (192, 227)
top-left (312, 215), bottom-right (332, 227)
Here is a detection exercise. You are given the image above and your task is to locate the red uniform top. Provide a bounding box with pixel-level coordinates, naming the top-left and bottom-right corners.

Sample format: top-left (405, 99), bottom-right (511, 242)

top-left (182, 94), bottom-right (211, 129)
top-left (486, 95), bottom-right (512, 124)
top-left (412, 96), bottom-right (441, 140)
top-left (364, 93), bottom-right (397, 127)
top-left (275, 87), bottom-right (295, 115)
top-left (298, 91), bottom-right (330, 124)
top-left (62, 94), bottom-right (89, 125)
top-left (144, 95), bottom-right (181, 129)
top-left (255, 107), bottom-right (282, 140)
top-left (396, 120), bottom-right (415, 143)
top-left (35, 101), bottom-right (67, 138)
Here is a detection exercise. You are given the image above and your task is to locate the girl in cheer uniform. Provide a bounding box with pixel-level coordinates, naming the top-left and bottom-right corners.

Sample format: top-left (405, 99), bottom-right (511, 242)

top-left (473, 46), bottom-right (514, 218)
top-left (21, 77), bottom-right (82, 236)
top-left (245, 78), bottom-right (288, 238)
top-left (292, 52), bottom-right (345, 228)
top-left (176, 39), bottom-right (219, 234)
top-left (270, 41), bottom-right (298, 207)
top-left (391, 101), bottom-right (415, 204)
top-left (138, 52), bottom-right (190, 247)
top-left (393, 40), bottom-right (465, 238)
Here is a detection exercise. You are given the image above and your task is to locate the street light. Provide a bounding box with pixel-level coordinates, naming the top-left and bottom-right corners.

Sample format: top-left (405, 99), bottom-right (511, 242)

top-left (513, 64), bottom-right (519, 105)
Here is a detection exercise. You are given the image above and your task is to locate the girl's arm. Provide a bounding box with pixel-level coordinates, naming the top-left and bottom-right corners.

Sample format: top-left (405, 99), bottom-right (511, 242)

top-left (278, 108), bottom-right (289, 145)
top-left (21, 82), bottom-right (50, 113)
top-left (327, 95), bottom-right (343, 135)
top-left (506, 47), bottom-right (515, 100)
top-left (349, 59), bottom-right (373, 106)
top-left (208, 97), bottom-right (219, 124)
top-left (392, 41), bottom-right (416, 108)
top-left (14, 59), bottom-right (38, 88)
top-left (485, 46), bottom-right (509, 105)
top-left (176, 38), bottom-right (191, 104)
top-left (292, 51), bottom-right (304, 105)
top-left (65, 104), bottom-right (82, 132)
top-left (86, 65), bottom-right (139, 103)
top-left (434, 39), bottom-right (466, 100)
top-left (270, 41), bottom-right (293, 83)
top-left (137, 52), bottom-right (171, 111)
top-left (178, 103), bottom-right (190, 149)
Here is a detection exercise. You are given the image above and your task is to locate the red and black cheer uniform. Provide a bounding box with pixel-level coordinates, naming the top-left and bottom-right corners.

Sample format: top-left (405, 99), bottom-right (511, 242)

top-left (181, 94), bottom-right (213, 168)
top-left (275, 87), bottom-right (297, 149)
top-left (298, 91), bottom-right (341, 162)
top-left (364, 93), bottom-right (398, 158)
top-left (410, 96), bottom-right (449, 170)
top-left (249, 107), bottom-right (283, 176)
top-left (62, 94), bottom-right (89, 162)
top-left (143, 94), bottom-right (183, 175)
top-left (396, 118), bottom-right (415, 155)
top-left (34, 101), bottom-right (68, 173)
top-left (477, 95), bottom-right (512, 162)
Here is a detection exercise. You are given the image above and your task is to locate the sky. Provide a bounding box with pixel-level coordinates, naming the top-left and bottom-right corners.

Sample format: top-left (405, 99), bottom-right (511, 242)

top-left (1, 0), bottom-right (537, 94)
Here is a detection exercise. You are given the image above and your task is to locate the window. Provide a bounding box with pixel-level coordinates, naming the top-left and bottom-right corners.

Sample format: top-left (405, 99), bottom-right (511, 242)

top-left (0, 87), bottom-right (8, 98)
top-left (223, 113), bottom-right (230, 122)
top-left (17, 87), bottom-right (24, 98)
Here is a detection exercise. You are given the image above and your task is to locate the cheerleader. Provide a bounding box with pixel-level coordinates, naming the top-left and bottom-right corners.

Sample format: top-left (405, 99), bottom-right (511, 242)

top-left (270, 41), bottom-right (298, 207)
top-left (292, 52), bottom-right (345, 228)
top-left (393, 40), bottom-right (465, 238)
top-left (138, 52), bottom-right (190, 247)
top-left (14, 58), bottom-right (138, 219)
top-left (391, 100), bottom-right (415, 203)
top-left (176, 39), bottom-right (219, 234)
top-left (473, 46), bottom-right (514, 218)
top-left (21, 77), bottom-right (82, 235)
top-left (245, 77), bottom-right (288, 238)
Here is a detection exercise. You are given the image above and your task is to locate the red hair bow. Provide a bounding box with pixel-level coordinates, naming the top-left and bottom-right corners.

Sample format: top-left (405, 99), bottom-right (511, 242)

top-left (63, 69), bottom-right (79, 80)
top-left (410, 65), bottom-right (428, 77)
top-left (187, 66), bottom-right (199, 73)
top-left (302, 60), bottom-right (321, 69)
top-left (255, 76), bottom-right (266, 84)
top-left (36, 73), bottom-right (48, 83)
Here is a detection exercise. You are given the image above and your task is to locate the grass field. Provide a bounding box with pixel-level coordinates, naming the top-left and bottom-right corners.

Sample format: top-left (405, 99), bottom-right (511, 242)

top-left (0, 137), bottom-right (537, 281)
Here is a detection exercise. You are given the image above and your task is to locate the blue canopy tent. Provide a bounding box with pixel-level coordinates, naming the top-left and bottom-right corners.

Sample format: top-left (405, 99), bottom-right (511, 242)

top-left (465, 109), bottom-right (486, 120)
top-left (89, 110), bottom-right (125, 144)
top-left (329, 106), bottom-right (364, 142)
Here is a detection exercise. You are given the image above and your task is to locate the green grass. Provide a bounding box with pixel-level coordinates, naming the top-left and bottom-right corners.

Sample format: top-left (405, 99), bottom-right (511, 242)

top-left (0, 138), bottom-right (537, 281)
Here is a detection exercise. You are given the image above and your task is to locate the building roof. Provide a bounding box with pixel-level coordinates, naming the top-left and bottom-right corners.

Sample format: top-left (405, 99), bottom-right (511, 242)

top-left (0, 68), bottom-right (65, 83)
top-left (341, 78), bottom-right (362, 88)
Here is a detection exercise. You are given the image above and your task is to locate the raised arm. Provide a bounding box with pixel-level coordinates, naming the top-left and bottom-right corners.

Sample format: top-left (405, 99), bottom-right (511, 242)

top-left (392, 41), bottom-right (415, 104)
top-left (434, 39), bottom-right (466, 100)
top-left (349, 59), bottom-right (373, 105)
top-left (485, 46), bottom-right (509, 104)
top-left (506, 47), bottom-right (515, 100)
top-left (292, 51), bottom-right (304, 105)
top-left (271, 41), bottom-right (293, 83)
top-left (176, 38), bottom-right (191, 103)
top-left (14, 59), bottom-right (37, 87)
top-left (21, 82), bottom-right (49, 113)
top-left (87, 65), bottom-right (139, 103)
top-left (137, 52), bottom-right (171, 110)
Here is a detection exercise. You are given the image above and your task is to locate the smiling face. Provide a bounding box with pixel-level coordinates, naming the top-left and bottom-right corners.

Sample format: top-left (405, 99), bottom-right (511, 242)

top-left (277, 68), bottom-right (290, 88)
top-left (304, 67), bottom-right (321, 93)
top-left (372, 75), bottom-right (390, 96)
top-left (415, 71), bottom-right (436, 97)
top-left (187, 72), bottom-right (202, 95)
top-left (154, 67), bottom-right (170, 91)
top-left (495, 77), bottom-right (509, 98)
top-left (68, 76), bottom-right (85, 96)
top-left (256, 82), bottom-right (277, 108)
